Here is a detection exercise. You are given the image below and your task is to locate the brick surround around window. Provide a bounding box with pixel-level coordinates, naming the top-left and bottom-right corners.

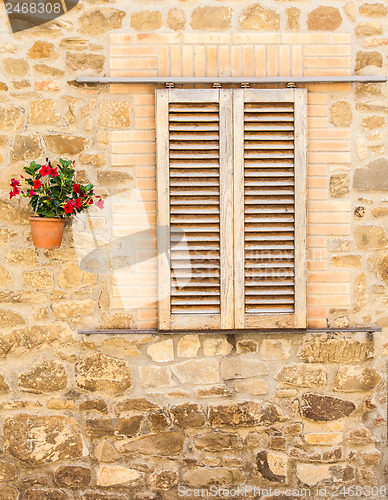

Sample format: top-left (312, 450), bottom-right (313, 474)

top-left (108, 32), bottom-right (352, 329)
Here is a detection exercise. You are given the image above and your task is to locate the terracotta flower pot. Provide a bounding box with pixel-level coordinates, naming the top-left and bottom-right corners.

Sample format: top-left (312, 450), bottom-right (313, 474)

top-left (29, 216), bottom-right (66, 249)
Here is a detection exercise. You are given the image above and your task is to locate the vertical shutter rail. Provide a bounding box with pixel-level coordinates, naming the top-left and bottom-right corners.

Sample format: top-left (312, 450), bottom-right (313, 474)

top-left (156, 90), bottom-right (171, 330)
top-left (293, 89), bottom-right (307, 328)
top-left (233, 89), bottom-right (246, 328)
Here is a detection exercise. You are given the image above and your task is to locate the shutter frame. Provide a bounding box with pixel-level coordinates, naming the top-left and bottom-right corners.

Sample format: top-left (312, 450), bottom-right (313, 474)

top-left (156, 89), bottom-right (228, 330)
top-left (234, 88), bottom-right (307, 329)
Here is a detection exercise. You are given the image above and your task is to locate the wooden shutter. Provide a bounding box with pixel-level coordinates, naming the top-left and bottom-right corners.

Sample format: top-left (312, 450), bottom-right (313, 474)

top-left (157, 88), bottom-right (306, 331)
top-left (156, 89), bottom-right (233, 330)
top-left (234, 89), bottom-right (307, 329)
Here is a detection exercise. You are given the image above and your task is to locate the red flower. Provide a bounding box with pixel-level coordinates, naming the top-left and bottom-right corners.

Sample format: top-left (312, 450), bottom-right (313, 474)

top-left (95, 198), bottom-right (104, 209)
top-left (39, 165), bottom-right (50, 176)
top-left (73, 184), bottom-right (82, 195)
top-left (29, 189), bottom-right (37, 197)
top-left (64, 200), bottom-right (74, 214)
top-left (9, 188), bottom-right (20, 199)
top-left (33, 179), bottom-right (42, 189)
top-left (74, 198), bottom-right (82, 209)
top-left (10, 178), bottom-right (20, 188)
top-left (49, 167), bottom-right (59, 177)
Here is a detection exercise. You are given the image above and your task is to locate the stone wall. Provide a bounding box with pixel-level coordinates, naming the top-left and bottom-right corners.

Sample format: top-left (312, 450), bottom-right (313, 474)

top-left (0, 1), bottom-right (387, 498)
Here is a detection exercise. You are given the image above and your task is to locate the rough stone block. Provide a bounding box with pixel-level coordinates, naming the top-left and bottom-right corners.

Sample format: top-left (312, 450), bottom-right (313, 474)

top-left (66, 52), bottom-right (105, 72)
top-left (138, 365), bottom-right (174, 389)
top-left (76, 353), bottom-right (133, 394)
top-left (260, 339), bottom-right (290, 360)
top-left (300, 393), bottom-right (356, 421)
top-left (11, 135), bottom-right (43, 163)
top-left (177, 335), bottom-right (200, 358)
top-left (3, 415), bottom-right (84, 465)
top-left (274, 364), bottom-right (327, 388)
top-left (149, 470), bottom-right (178, 490)
top-left (94, 440), bottom-right (118, 462)
top-left (296, 463), bottom-right (330, 486)
top-left (221, 357), bottom-right (269, 380)
top-left (23, 270), bottom-right (54, 290)
top-left (80, 9), bottom-right (125, 35)
top-left (2, 58), bottom-right (29, 77)
top-left (354, 225), bottom-right (388, 250)
top-left (130, 11), bottom-right (162, 31)
top-left (172, 358), bottom-right (220, 385)
top-left (147, 340), bottom-right (174, 362)
top-left (355, 22), bottom-right (383, 36)
top-left (203, 337), bottom-right (232, 356)
top-left (191, 7), bottom-right (232, 31)
top-left (307, 6), bottom-right (342, 30)
top-left (54, 466), bottom-right (92, 488)
top-left (18, 360), bottom-right (67, 394)
top-left (234, 378), bottom-right (269, 395)
top-left (96, 465), bottom-right (142, 487)
top-left (52, 299), bottom-right (96, 318)
top-left (44, 134), bottom-right (89, 155)
top-left (334, 366), bottom-right (382, 392)
top-left (256, 450), bottom-right (287, 482)
top-left (194, 432), bottom-right (242, 451)
top-left (0, 461), bottom-right (17, 482)
top-left (0, 373), bottom-right (10, 393)
top-left (209, 401), bottom-right (286, 427)
top-left (116, 431), bottom-right (185, 456)
top-left (330, 174), bottom-right (349, 198)
top-left (0, 105), bottom-right (25, 131)
top-left (182, 467), bottom-right (244, 488)
top-left (236, 339), bottom-right (259, 354)
top-left (170, 403), bottom-right (205, 428)
top-left (97, 101), bottom-right (130, 128)
top-left (330, 101), bottom-right (352, 127)
top-left (298, 334), bottom-right (373, 363)
top-left (240, 4), bottom-right (280, 31)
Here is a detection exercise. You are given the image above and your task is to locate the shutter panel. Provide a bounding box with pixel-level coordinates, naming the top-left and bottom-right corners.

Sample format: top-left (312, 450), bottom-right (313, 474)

top-left (156, 89), bottom-right (233, 330)
top-left (234, 89), bottom-right (307, 329)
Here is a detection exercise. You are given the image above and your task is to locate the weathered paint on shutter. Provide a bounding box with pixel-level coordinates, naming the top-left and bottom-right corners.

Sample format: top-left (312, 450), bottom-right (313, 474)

top-left (234, 89), bottom-right (307, 329)
top-left (156, 89), bottom-right (233, 330)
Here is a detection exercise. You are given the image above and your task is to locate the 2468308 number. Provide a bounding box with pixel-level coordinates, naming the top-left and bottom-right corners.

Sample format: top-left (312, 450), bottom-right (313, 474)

top-left (5, 2), bottom-right (62, 14)
top-left (332, 485), bottom-right (387, 497)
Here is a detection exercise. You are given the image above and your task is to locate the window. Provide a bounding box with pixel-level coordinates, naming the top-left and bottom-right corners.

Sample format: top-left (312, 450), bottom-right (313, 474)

top-left (156, 88), bottom-right (306, 331)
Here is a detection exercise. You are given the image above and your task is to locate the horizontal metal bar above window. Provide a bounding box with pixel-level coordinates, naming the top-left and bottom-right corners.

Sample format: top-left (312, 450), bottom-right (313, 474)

top-left (75, 76), bottom-right (387, 85)
top-left (78, 327), bottom-right (382, 335)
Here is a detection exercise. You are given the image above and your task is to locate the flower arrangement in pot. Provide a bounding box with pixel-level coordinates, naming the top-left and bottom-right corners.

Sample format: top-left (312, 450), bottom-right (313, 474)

top-left (9, 158), bottom-right (104, 249)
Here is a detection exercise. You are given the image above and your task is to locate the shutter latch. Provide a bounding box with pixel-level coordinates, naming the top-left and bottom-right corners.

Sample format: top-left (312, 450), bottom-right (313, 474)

top-left (165, 82), bottom-right (175, 88)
